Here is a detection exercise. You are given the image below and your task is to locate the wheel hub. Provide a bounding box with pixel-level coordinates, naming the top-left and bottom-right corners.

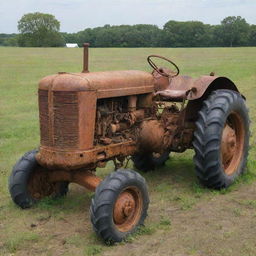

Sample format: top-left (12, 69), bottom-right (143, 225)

top-left (113, 191), bottom-right (135, 225)
top-left (221, 124), bottom-right (237, 168)
top-left (112, 187), bottom-right (143, 232)
top-left (221, 112), bottom-right (245, 176)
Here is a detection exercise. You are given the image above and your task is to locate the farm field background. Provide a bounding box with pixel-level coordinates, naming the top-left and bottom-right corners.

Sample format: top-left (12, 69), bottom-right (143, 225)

top-left (0, 47), bottom-right (256, 256)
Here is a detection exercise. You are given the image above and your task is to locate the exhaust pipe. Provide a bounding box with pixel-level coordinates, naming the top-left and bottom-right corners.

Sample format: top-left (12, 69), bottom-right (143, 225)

top-left (82, 43), bottom-right (90, 73)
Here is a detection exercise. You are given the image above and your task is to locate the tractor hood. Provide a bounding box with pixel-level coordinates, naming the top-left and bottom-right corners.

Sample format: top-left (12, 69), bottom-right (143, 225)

top-left (39, 70), bottom-right (154, 99)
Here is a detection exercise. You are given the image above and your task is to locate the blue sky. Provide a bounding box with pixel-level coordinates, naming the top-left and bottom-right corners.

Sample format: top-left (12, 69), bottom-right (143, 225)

top-left (0, 0), bottom-right (255, 33)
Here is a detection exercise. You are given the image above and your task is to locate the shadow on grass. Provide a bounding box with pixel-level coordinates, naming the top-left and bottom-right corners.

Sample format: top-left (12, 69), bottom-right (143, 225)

top-left (15, 157), bottom-right (256, 219)
top-left (36, 188), bottom-right (94, 214)
top-left (142, 154), bottom-right (197, 191)
top-left (139, 154), bottom-right (256, 207)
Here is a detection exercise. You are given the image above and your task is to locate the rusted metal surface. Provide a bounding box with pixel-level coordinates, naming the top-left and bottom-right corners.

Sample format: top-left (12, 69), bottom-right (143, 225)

top-left (128, 95), bottom-right (137, 111)
top-left (78, 91), bottom-right (97, 149)
top-left (138, 120), bottom-right (165, 153)
top-left (221, 112), bottom-right (245, 176)
top-left (161, 106), bottom-right (181, 148)
top-left (187, 76), bottom-right (239, 100)
top-left (113, 186), bottom-right (143, 232)
top-left (38, 89), bottom-right (50, 146)
top-left (94, 96), bottom-right (148, 146)
top-left (147, 55), bottom-right (180, 77)
top-left (159, 104), bottom-right (195, 152)
top-left (28, 167), bottom-right (101, 193)
top-left (39, 89), bottom-right (97, 150)
top-left (221, 124), bottom-right (236, 170)
top-left (37, 90), bottom-right (195, 169)
top-left (152, 69), bottom-right (171, 91)
top-left (37, 45), bottom-right (242, 176)
top-left (12, 44), bottom-right (249, 244)
top-left (154, 75), bottom-right (194, 100)
top-left (82, 43), bottom-right (90, 73)
top-left (50, 91), bottom-right (78, 148)
top-left (154, 74), bottom-right (239, 101)
top-left (129, 109), bottom-right (145, 124)
top-left (27, 165), bottom-right (64, 199)
top-left (137, 93), bottom-right (153, 108)
top-left (36, 141), bottom-right (137, 170)
top-left (49, 170), bottom-right (101, 191)
top-left (39, 70), bottom-right (154, 97)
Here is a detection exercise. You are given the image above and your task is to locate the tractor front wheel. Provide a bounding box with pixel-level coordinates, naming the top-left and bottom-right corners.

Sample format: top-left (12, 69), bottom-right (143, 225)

top-left (9, 150), bottom-right (69, 209)
top-left (90, 169), bottom-right (149, 244)
top-left (193, 90), bottom-right (249, 189)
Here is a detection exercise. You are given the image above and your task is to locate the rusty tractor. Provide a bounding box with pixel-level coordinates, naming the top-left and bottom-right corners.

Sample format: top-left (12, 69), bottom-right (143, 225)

top-left (9, 44), bottom-right (249, 243)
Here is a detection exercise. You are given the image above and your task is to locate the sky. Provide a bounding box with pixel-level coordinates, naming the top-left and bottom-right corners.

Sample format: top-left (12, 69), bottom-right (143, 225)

top-left (0, 0), bottom-right (256, 34)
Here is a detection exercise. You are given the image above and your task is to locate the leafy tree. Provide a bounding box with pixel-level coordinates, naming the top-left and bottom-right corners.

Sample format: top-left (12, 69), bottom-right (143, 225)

top-left (18, 12), bottom-right (64, 47)
top-left (162, 21), bottom-right (210, 47)
top-left (65, 24), bottom-right (162, 48)
top-left (3, 36), bottom-right (18, 46)
top-left (0, 33), bottom-right (18, 46)
top-left (248, 25), bottom-right (256, 46)
top-left (4, 15), bottom-right (252, 48)
top-left (208, 25), bottom-right (223, 47)
top-left (219, 16), bottom-right (250, 47)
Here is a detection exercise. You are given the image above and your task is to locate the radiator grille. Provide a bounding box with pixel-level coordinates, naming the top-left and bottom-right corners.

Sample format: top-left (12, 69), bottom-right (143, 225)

top-left (39, 90), bottom-right (79, 149)
top-left (39, 90), bottom-right (50, 146)
top-left (53, 91), bottom-right (79, 148)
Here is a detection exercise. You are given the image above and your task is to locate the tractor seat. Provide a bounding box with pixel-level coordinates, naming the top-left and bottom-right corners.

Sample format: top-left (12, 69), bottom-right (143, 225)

top-left (155, 75), bottom-right (195, 101)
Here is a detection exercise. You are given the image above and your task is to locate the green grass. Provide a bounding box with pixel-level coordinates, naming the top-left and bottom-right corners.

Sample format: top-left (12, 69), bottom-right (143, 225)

top-left (84, 245), bottom-right (103, 256)
top-left (2, 232), bottom-right (40, 253)
top-left (0, 47), bottom-right (256, 256)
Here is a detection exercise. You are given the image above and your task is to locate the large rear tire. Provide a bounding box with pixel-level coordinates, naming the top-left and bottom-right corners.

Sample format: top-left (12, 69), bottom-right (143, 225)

top-left (132, 151), bottom-right (170, 172)
top-left (9, 150), bottom-right (69, 209)
top-left (193, 90), bottom-right (249, 189)
top-left (90, 169), bottom-right (149, 244)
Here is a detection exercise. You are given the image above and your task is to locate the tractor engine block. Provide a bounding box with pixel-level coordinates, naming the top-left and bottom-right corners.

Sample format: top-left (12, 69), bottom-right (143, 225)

top-left (94, 96), bottom-right (194, 155)
top-left (94, 96), bottom-right (153, 146)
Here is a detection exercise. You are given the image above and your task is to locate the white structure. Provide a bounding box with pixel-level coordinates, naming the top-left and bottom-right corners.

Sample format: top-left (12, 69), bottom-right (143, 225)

top-left (65, 43), bottom-right (79, 48)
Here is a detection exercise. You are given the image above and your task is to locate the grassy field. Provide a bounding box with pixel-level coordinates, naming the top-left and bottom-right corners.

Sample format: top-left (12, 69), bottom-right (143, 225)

top-left (0, 47), bottom-right (256, 256)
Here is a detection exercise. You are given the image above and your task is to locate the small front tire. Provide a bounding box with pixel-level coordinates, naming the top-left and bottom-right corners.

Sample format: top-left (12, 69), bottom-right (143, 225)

top-left (90, 169), bottom-right (149, 244)
top-left (9, 150), bottom-right (69, 209)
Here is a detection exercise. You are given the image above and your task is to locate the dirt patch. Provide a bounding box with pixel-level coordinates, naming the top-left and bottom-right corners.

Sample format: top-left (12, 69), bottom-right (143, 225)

top-left (102, 183), bottom-right (256, 256)
top-left (1, 178), bottom-right (256, 256)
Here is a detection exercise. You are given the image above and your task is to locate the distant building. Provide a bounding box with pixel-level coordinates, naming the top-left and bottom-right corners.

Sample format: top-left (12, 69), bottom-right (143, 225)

top-left (65, 43), bottom-right (79, 48)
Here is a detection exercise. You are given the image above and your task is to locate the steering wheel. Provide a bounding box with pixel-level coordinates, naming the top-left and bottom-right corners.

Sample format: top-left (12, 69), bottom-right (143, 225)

top-left (147, 55), bottom-right (180, 78)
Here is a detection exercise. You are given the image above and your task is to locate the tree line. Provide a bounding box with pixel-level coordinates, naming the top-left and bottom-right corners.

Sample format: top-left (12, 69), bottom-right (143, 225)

top-left (1, 13), bottom-right (256, 47)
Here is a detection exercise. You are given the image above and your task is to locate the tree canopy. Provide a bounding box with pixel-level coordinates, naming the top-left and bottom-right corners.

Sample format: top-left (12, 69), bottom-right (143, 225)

top-left (220, 16), bottom-right (250, 47)
top-left (161, 20), bottom-right (210, 47)
top-left (17, 12), bottom-right (64, 47)
top-left (61, 16), bottom-right (256, 48)
top-left (1, 15), bottom-right (256, 47)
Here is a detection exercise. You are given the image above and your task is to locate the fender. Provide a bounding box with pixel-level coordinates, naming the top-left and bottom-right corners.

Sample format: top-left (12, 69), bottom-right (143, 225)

top-left (187, 76), bottom-right (242, 100)
top-left (154, 75), bottom-right (244, 100)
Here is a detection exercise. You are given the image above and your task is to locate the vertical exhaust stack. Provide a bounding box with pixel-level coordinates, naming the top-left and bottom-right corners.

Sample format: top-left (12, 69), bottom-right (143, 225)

top-left (82, 43), bottom-right (90, 73)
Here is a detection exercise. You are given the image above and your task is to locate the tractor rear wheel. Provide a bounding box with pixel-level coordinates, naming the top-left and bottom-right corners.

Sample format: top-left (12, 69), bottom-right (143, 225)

top-left (132, 151), bottom-right (170, 172)
top-left (90, 169), bottom-right (149, 244)
top-left (193, 89), bottom-right (249, 189)
top-left (9, 149), bottom-right (69, 209)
